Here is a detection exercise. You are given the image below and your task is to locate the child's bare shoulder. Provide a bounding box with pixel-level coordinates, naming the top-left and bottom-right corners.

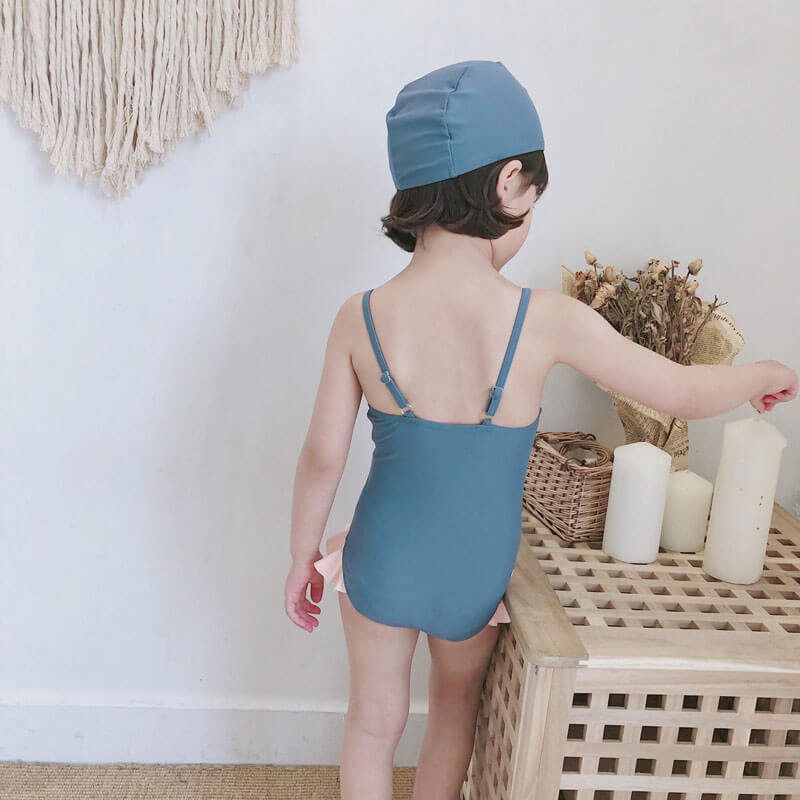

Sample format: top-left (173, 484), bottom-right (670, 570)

top-left (337, 290), bottom-right (368, 323)
top-left (325, 291), bottom-right (369, 344)
top-left (522, 288), bottom-right (590, 363)
top-left (529, 287), bottom-right (587, 324)
top-left (328, 290), bottom-right (362, 318)
top-left (529, 286), bottom-right (569, 305)
top-left (526, 287), bottom-right (573, 328)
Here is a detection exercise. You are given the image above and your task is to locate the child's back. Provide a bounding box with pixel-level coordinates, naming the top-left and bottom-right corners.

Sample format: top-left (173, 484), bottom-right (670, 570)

top-left (352, 271), bottom-right (547, 429)
top-left (341, 273), bottom-right (544, 642)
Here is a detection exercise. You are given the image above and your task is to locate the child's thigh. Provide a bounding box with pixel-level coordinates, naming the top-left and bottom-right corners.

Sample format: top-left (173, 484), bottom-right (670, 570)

top-left (426, 624), bottom-right (500, 694)
top-left (338, 591), bottom-right (420, 725)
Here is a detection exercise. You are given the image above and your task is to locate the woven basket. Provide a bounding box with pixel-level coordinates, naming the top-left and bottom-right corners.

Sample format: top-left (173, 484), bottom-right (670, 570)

top-left (522, 431), bottom-right (615, 543)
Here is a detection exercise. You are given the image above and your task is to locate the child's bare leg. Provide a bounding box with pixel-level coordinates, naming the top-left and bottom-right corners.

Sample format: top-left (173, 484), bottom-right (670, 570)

top-left (338, 591), bottom-right (420, 800)
top-left (412, 623), bottom-right (500, 800)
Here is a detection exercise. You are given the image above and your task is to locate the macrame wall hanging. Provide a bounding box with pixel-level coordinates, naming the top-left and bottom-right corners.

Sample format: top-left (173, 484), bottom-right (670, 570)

top-left (0, 0), bottom-right (299, 196)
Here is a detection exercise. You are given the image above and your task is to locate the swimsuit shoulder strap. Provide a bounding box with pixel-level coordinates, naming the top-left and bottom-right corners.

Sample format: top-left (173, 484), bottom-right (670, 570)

top-left (482, 287), bottom-right (531, 424)
top-left (362, 289), bottom-right (415, 417)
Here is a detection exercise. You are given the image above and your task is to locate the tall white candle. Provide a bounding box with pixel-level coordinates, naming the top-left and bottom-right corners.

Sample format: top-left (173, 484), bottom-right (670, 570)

top-left (602, 441), bottom-right (672, 564)
top-left (660, 469), bottom-right (714, 553)
top-left (703, 417), bottom-right (787, 583)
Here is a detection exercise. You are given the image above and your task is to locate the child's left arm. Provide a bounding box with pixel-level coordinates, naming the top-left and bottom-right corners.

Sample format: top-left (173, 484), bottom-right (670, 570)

top-left (284, 293), bottom-right (364, 633)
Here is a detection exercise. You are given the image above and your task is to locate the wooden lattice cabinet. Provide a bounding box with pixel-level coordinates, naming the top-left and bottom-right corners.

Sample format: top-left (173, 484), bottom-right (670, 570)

top-left (460, 503), bottom-right (800, 800)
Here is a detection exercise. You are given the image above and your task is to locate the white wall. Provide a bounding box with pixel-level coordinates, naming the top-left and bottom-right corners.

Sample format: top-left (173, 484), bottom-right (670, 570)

top-left (1, 0), bottom-right (798, 766)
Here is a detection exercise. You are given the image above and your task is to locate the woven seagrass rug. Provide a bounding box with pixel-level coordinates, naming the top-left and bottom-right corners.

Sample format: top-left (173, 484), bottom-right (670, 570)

top-left (0, 762), bottom-right (417, 799)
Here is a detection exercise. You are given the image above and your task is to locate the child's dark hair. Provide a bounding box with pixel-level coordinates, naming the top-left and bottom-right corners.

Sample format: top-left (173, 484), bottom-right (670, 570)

top-left (380, 149), bottom-right (548, 252)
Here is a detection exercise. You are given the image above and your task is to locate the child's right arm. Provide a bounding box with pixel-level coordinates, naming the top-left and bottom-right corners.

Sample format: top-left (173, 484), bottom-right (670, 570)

top-left (540, 290), bottom-right (798, 420)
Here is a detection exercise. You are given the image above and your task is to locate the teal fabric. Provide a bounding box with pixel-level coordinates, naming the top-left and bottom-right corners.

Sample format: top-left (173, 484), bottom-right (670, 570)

top-left (386, 60), bottom-right (545, 191)
top-left (341, 288), bottom-right (542, 641)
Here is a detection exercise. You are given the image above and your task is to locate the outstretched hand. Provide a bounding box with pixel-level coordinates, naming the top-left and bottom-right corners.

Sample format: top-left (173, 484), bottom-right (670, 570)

top-left (285, 556), bottom-right (324, 633)
top-left (750, 360), bottom-right (798, 414)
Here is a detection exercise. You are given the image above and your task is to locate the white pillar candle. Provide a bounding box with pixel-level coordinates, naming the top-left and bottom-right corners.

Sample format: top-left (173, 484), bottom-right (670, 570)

top-left (660, 469), bottom-right (714, 553)
top-left (602, 441), bottom-right (672, 564)
top-left (703, 417), bottom-right (787, 584)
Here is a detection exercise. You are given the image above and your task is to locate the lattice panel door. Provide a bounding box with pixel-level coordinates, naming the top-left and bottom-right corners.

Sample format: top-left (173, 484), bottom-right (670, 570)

top-left (560, 683), bottom-right (800, 798)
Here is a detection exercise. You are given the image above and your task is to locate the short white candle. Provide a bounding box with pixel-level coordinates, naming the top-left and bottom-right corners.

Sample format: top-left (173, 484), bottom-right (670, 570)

top-left (703, 417), bottom-right (787, 583)
top-left (602, 441), bottom-right (672, 564)
top-left (660, 469), bottom-right (714, 553)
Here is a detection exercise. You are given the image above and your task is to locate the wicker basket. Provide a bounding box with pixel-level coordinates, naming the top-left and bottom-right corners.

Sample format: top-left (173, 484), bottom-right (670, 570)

top-left (522, 431), bottom-right (614, 544)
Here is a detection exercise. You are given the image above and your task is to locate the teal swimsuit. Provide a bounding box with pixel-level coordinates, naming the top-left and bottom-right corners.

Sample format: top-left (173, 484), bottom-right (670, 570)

top-left (341, 287), bottom-right (542, 641)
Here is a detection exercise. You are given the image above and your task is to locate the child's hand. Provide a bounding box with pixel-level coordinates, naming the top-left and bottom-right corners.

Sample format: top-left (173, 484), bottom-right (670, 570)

top-left (750, 360), bottom-right (798, 414)
top-left (285, 554), bottom-right (324, 633)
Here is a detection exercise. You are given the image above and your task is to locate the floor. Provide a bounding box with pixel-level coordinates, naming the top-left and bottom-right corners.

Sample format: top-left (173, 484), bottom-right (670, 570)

top-left (0, 762), bottom-right (418, 799)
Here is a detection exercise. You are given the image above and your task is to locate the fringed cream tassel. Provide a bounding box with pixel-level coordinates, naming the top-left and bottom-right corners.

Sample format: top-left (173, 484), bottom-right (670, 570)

top-left (0, 0), bottom-right (299, 196)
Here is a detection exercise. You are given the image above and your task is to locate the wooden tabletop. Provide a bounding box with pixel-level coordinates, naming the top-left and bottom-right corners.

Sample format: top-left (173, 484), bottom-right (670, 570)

top-left (506, 502), bottom-right (800, 674)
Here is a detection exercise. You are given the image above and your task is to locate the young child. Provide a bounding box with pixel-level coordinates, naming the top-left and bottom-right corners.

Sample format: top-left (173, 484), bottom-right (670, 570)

top-left (284, 60), bottom-right (798, 800)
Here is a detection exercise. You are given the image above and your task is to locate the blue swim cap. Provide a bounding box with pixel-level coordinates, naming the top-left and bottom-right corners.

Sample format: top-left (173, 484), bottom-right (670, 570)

top-left (386, 60), bottom-right (545, 191)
